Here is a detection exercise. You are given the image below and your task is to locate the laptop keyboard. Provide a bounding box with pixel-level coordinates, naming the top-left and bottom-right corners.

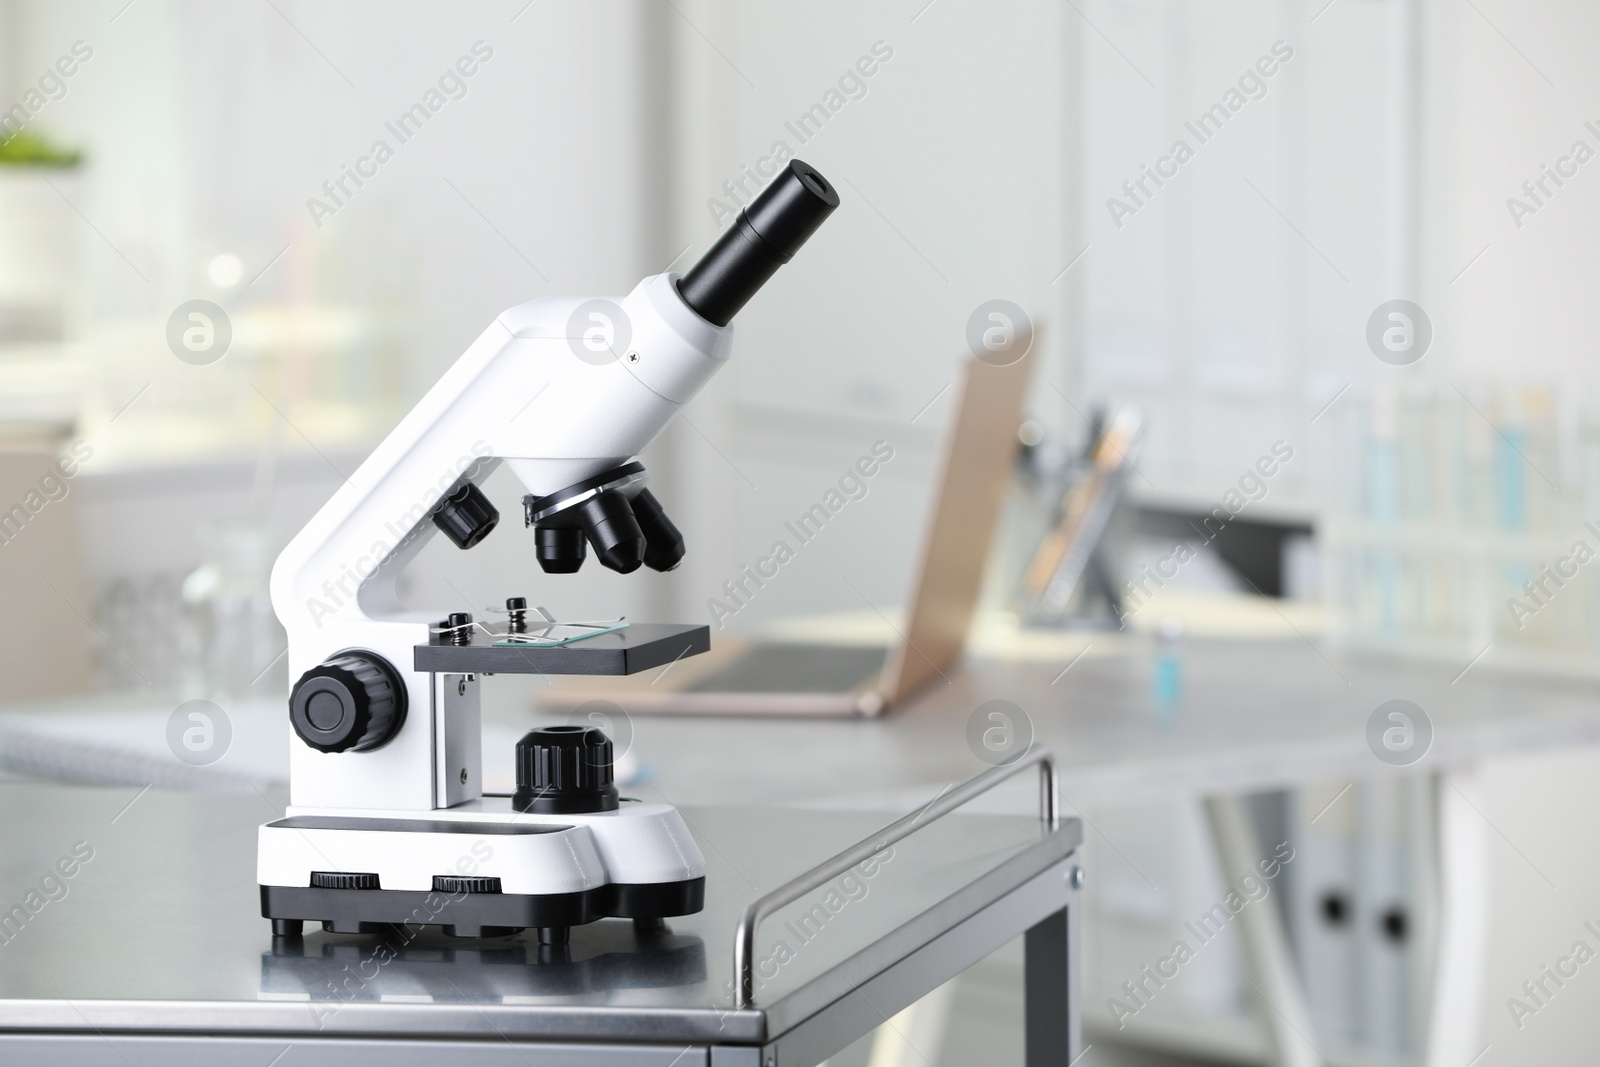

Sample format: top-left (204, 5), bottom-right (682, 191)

top-left (685, 644), bottom-right (888, 694)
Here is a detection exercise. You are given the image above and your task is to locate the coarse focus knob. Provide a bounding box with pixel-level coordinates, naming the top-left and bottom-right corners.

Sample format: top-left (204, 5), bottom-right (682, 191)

top-left (289, 651), bottom-right (407, 754)
top-left (512, 726), bottom-right (619, 814)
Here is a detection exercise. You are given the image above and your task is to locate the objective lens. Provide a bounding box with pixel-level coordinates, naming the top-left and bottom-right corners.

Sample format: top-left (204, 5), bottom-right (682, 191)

top-left (534, 527), bottom-right (586, 573)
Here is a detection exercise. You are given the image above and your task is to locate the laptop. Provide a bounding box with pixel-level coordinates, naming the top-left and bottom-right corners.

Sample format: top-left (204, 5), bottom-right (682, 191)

top-left (536, 338), bottom-right (1037, 718)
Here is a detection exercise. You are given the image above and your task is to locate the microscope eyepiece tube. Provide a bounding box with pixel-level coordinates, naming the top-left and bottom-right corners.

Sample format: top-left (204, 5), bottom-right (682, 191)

top-left (677, 159), bottom-right (839, 327)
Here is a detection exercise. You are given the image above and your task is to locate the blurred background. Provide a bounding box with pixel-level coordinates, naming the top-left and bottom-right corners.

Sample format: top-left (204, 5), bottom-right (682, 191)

top-left (4, 0), bottom-right (1600, 1063)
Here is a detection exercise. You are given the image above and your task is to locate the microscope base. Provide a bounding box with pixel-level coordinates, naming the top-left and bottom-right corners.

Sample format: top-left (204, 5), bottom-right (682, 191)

top-left (256, 798), bottom-right (708, 941)
top-left (260, 877), bottom-right (705, 940)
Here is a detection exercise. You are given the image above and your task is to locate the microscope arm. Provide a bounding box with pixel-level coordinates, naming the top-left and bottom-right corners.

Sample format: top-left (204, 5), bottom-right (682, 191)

top-left (268, 273), bottom-right (722, 641)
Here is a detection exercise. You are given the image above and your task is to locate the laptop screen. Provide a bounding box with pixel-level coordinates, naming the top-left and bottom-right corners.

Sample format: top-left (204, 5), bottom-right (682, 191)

top-left (880, 340), bottom-right (1037, 704)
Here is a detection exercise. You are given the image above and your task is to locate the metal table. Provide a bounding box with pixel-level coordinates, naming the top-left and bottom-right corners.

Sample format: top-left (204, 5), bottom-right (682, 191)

top-left (542, 632), bottom-right (1600, 1067)
top-left (0, 754), bottom-right (1079, 1066)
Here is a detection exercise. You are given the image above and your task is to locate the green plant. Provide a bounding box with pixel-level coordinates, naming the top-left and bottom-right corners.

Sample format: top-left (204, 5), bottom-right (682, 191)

top-left (0, 130), bottom-right (82, 167)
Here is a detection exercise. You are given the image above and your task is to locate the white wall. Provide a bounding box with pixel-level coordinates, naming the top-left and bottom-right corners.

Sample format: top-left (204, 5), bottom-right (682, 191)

top-left (1422, 2), bottom-right (1600, 1060)
top-left (4, 0), bottom-right (1082, 636)
top-left (666, 0), bottom-right (1078, 630)
top-left (1425, 0), bottom-right (1600, 393)
top-left (16, 0), bottom-right (1600, 643)
top-left (7, 0), bottom-right (679, 632)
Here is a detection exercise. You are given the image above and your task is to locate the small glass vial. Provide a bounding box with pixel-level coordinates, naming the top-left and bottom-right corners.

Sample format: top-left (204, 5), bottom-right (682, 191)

top-left (1153, 616), bottom-right (1183, 722)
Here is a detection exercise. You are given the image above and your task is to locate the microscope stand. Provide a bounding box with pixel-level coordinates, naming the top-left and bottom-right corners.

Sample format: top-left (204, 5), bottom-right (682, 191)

top-left (261, 159), bottom-right (840, 950)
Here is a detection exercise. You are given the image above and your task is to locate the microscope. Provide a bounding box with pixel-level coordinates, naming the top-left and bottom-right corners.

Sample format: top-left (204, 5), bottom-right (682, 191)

top-left (259, 160), bottom-right (839, 944)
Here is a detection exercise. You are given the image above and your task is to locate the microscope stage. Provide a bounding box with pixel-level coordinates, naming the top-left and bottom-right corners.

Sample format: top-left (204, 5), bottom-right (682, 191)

top-left (414, 622), bottom-right (709, 676)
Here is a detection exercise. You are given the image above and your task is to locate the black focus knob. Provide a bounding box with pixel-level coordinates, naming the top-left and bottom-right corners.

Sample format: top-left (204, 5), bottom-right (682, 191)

top-left (433, 482), bottom-right (499, 549)
top-left (512, 726), bottom-right (619, 814)
top-left (290, 651), bottom-right (407, 754)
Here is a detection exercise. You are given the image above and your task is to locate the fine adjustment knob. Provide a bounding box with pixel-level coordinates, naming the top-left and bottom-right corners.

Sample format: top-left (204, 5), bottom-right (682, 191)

top-left (289, 651), bottom-right (407, 753)
top-left (512, 726), bottom-right (619, 814)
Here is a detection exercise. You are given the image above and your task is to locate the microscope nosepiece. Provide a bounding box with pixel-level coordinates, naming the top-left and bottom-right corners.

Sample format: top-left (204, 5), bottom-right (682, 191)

top-left (524, 464), bottom-right (680, 575)
top-left (530, 491), bottom-right (645, 575)
top-left (677, 159), bottom-right (839, 327)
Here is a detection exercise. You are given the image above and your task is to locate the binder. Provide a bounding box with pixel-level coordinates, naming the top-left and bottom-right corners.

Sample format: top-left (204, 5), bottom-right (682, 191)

top-left (1289, 780), bottom-right (1358, 1044)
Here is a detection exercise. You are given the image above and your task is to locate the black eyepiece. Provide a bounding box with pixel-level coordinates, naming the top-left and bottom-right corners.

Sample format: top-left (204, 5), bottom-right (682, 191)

top-left (677, 159), bottom-right (839, 327)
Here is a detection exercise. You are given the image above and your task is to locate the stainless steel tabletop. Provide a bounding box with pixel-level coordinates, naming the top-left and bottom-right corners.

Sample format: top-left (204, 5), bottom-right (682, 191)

top-left (579, 635), bottom-right (1600, 812)
top-left (0, 782), bottom-right (1078, 1049)
top-left (6, 635), bottom-right (1595, 818)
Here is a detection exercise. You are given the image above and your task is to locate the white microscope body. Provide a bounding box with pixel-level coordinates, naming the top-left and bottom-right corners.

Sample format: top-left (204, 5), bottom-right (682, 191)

top-left (257, 160), bottom-right (839, 941)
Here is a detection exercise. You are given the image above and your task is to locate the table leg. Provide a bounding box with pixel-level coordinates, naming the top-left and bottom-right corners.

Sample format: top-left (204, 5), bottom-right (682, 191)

top-left (1422, 768), bottom-right (1489, 1067)
top-left (864, 980), bottom-right (957, 1067)
top-left (1025, 883), bottom-right (1080, 1066)
top-left (1204, 794), bottom-right (1321, 1067)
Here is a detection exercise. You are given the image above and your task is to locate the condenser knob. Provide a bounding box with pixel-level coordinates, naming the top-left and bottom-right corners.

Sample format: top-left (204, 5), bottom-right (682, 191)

top-left (289, 651), bottom-right (407, 753)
